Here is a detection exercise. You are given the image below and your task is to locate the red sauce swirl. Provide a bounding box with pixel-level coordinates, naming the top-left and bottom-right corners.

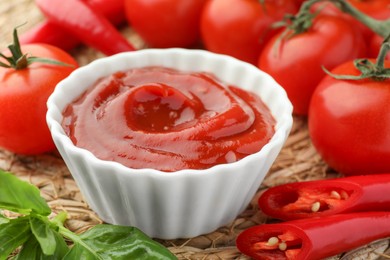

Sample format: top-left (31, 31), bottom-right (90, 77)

top-left (62, 67), bottom-right (275, 172)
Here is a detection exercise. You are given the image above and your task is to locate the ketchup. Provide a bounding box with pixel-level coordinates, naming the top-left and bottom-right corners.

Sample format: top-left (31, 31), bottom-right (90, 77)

top-left (62, 67), bottom-right (275, 172)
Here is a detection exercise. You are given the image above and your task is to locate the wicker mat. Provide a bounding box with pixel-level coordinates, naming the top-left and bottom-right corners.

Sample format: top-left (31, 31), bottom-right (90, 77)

top-left (1, 1), bottom-right (390, 259)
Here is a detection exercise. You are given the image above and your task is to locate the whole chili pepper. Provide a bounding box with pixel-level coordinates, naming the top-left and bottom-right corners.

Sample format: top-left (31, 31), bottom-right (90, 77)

top-left (35, 0), bottom-right (136, 56)
top-left (258, 174), bottom-right (390, 220)
top-left (86, 0), bottom-right (126, 26)
top-left (21, 0), bottom-right (126, 50)
top-left (236, 211), bottom-right (390, 260)
top-left (20, 22), bottom-right (79, 51)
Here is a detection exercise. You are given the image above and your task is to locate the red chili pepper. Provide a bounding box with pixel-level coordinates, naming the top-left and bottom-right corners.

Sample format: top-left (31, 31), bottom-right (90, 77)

top-left (236, 211), bottom-right (390, 260)
top-left (258, 174), bottom-right (390, 220)
top-left (21, 0), bottom-right (126, 50)
top-left (20, 23), bottom-right (79, 51)
top-left (35, 0), bottom-right (135, 55)
top-left (86, 0), bottom-right (126, 26)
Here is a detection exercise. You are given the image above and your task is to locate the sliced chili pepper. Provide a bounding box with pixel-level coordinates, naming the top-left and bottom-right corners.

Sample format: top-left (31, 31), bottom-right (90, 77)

top-left (258, 174), bottom-right (390, 220)
top-left (21, 0), bottom-right (126, 51)
top-left (35, 0), bottom-right (135, 55)
top-left (236, 211), bottom-right (390, 260)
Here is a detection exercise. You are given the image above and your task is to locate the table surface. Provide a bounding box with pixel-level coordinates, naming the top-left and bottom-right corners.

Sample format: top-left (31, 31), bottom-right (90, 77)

top-left (0, 1), bottom-right (389, 259)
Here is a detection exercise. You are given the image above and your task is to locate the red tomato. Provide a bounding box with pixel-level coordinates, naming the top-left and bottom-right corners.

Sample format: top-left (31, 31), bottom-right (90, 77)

top-left (124, 0), bottom-right (207, 48)
top-left (0, 44), bottom-right (78, 155)
top-left (369, 34), bottom-right (390, 60)
top-left (258, 14), bottom-right (367, 115)
top-left (308, 60), bottom-right (390, 175)
top-left (200, 0), bottom-right (298, 65)
top-left (294, 0), bottom-right (305, 7)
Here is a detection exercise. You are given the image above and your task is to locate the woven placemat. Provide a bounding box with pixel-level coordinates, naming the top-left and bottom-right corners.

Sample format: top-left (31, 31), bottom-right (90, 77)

top-left (1, 1), bottom-right (390, 259)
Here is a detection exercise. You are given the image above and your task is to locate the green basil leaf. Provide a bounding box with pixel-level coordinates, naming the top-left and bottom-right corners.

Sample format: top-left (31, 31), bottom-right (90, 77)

top-left (0, 170), bottom-right (51, 216)
top-left (62, 243), bottom-right (97, 260)
top-left (0, 213), bottom-right (9, 225)
top-left (15, 231), bottom-right (69, 260)
top-left (62, 225), bottom-right (177, 260)
top-left (0, 217), bottom-right (31, 260)
top-left (30, 216), bottom-right (67, 256)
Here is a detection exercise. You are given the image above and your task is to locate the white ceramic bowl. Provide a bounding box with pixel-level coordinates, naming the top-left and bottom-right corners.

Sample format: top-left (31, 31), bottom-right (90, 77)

top-left (46, 48), bottom-right (293, 239)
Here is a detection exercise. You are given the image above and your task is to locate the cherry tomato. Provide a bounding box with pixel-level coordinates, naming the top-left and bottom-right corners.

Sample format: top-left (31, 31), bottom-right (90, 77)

top-left (294, 0), bottom-right (305, 7)
top-left (124, 0), bottom-right (207, 48)
top-left (0, 44), bottom-right (78, 155)
top-left (310, 2), bottom-right (354, 22)
top-left (258, 14), bottom-right (367, 115)
top-left (200, 0), bottom-right (298, 65)
top-left (308, 60), bottom-right (390, 175)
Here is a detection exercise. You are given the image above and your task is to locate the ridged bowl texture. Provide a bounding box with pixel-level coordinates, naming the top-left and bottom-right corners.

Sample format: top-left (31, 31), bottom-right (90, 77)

top-left (46, 48), bottom-right (293, 239)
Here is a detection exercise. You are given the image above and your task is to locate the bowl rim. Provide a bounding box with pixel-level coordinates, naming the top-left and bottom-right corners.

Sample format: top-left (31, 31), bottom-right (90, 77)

top-left (46, 48), bottom-right (293, 178)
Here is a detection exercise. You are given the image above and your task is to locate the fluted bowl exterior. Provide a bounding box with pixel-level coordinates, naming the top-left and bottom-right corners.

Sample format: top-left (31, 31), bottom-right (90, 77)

top-left (46, 48), bottom-right (293, 239)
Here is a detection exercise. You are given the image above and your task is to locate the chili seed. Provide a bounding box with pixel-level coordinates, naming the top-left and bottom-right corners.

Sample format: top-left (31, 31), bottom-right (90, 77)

top-left (278, 242), bottom-right (287, 251)
top-left (311, 201), bottom-right (321, 212)
top-left (340, 190), bottom-right (349, 199)
top-left (267, 236), bottom-right (279, 246)
top-left (330, 190), bottom-right (341, 199)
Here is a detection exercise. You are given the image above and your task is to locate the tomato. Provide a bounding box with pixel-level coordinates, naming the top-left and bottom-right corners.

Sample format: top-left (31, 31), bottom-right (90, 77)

top-left (310, 2), bottom-right (354, 23)
top-left (294, 0), bottom-right (305, 7)
top-left (124, 0), bottom-right (207, 48)
top-left (200, 0), bottom-right (298, 65)
top-left (258, 14), bottom-right (367, 115)
top-left (308, 59), bottom-right (390, 175)
top-left (0, 44), bottom-right (78, 155)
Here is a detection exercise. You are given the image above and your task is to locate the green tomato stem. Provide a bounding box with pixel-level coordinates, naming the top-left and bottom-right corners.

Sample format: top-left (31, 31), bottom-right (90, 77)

top-left (324, 36), bottom-right (390, 81)
top-left (0, 26), bottom-right (75, 70)
top-left (376, 37), bottom-right (390, 68)
top-left (329, 0), bottom-right (390, 38)
top-left (273, 0), bottom-right (324, 37)
top-left (297, 0), bottom-right (390, 38)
